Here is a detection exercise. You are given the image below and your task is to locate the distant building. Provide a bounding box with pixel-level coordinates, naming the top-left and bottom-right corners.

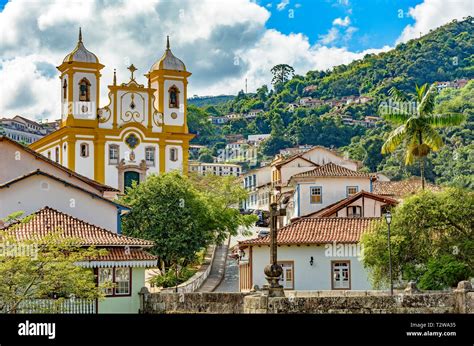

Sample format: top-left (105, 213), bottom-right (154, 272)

top-left (189, 144), bottom-right (206, 158)
top-left (225, 113), bottom-right (242, 119)
top-left (0, 115), bottom-right (58, 144)
top-left (303, 85), bottom-right (317, 94)
top-left (244, 109), bottom-right (264, 119)
top-left (208, 116), bottom-right (228, 125)
top-left (189, 161), bottom-right (242, 177)
top-left (247, 134), bottom-right (270, 146)
top-left (435, 79), bottom-right (471, 92)
top-left (279, 145), bottom-right (312, 157)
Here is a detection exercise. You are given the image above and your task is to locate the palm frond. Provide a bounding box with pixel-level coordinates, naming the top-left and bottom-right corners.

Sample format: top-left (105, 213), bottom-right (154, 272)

top-left (380, 111), bottom-right (412, 124)
top-left (420, 125), bottom-right (444, 152)
top-left (418, 83), bottom-right (437, 115)
top-left (381, 125), bottom-right (406, 154)
top-left (428, 112), bottom-right (467, 127)
top-left (388, 87), bottom-right (409, 102)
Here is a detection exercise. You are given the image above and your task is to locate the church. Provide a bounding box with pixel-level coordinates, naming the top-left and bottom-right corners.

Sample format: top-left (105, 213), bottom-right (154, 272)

top-left (30, 29), bottom-right (194, 192)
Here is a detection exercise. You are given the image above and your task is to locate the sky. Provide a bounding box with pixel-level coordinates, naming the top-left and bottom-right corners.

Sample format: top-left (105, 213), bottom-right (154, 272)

top-left (0, 0), bottom-right (472, 121)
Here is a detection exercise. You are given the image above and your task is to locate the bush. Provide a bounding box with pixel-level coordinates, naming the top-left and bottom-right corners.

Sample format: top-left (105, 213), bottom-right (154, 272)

top-left (150, 266), bottom-right (197, 288)
top-left (417, 255), bottom-right (471, 290)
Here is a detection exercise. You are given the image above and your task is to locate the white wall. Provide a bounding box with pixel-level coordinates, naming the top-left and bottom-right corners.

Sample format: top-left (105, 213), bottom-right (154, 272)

top-left (165, 144), bottom-right (183, 172)
top-left (73, 71), bottom-right (97, 120)
top-left (280, 158), bottom-right (316, 184)
top-left (302, 148), bottom-right (358, 171)
top-left (163, 79), bottom-right (185, 127)
top-left (0, 175), bottom-right (119, 232)
top-left (250, 245), bottom-right (372, 290)
top-left (294, 177), bottom-right (371, 217)
top-left (334, 198), bottom-right (386, 218)
top-left (75, 139), bottom-right (95, 179)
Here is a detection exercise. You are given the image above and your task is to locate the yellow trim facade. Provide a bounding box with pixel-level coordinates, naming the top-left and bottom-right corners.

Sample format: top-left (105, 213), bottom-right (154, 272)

top-left (30, 35), bottom-right (194, 191)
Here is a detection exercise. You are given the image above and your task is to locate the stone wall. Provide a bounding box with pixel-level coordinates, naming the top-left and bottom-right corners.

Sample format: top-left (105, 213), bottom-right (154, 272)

top-left (139, 281), bottom-right (473, 314)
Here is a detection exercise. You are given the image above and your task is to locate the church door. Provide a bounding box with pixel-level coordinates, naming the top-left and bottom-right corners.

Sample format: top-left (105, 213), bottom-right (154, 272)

top-left (124, 171), bottom-right (140, 190)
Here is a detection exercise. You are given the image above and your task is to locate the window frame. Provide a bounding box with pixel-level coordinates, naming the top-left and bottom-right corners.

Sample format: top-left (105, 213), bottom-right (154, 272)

top-left (346, 186), bottom-right (359, 197)
top-left (78, 77), bottom-right (91, 102)
top-left (168, 85), bottom-right (180, 109)
top-left (108, 144), bottom-right (120, 165)
top-left (96, 267), bottom-right (132, 297)
top-left (80, 143), bottom-right (89, 158)
top-left (347, 205), bottom-right (362, 218)
top-left (169, 147), bottom-right (178, 162)
top-left (278, 261), bottom-right (295, 290)
top-left (310, 186), bottom-right (323, 204)
top-left (331, 260), bottom-right (351, 290)
top-left (145, 146), bottom-right (156, 167)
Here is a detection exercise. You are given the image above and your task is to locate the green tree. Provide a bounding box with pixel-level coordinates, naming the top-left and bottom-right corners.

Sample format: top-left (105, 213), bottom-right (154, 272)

top-left (121, 172), bottom-right (255, 273)
top-left (361, 188), bottom-right (473, 290)
top-left (271, 64), bottom-right (295, 87)
top-left (0, 213), bottom-right (107, 313)
top-left (380, 83), bottom-right (466, 189)
top-left (198, 148), bottom-right (214, 163)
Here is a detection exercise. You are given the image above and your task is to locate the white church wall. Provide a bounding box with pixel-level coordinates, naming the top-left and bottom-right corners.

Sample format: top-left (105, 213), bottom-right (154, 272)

top-left (165, 143), bottom-right (183, 172)
top-left (163, 79), bottom-right (184, 127)
top-left (75, 139), bottom-right (95, 179)
top-left (72, 71), bottom-right (97, 120)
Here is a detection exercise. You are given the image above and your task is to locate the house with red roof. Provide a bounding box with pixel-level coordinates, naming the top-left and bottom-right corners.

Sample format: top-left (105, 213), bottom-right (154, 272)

top-left (238, 217), bottom-right (377, 291)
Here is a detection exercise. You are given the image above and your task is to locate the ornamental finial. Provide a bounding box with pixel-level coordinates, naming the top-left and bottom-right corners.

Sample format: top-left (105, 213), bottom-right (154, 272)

top-left (79, 27), bottom-right (82, 43)
top-left (113, 69), bottom-right (117, 85)
top-left (166, 35), bottom-right (170, 50)
top-left (127, 64), bottom-right (137, 81)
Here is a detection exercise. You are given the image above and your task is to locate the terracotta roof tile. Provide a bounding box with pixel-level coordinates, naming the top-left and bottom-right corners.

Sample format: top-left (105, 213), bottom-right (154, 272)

top-left (372, 178), bottom-right (442, 199)
top-left (308, 191), bottom-right (398, 218)
top-left (1, 207), bottom-right (153, 247)
top-left (91, 248), bottom-right (156, 261)
top-left (239, 217), bottom-right (378, 246)
top-left (291, 162), bottom-right (372, 179)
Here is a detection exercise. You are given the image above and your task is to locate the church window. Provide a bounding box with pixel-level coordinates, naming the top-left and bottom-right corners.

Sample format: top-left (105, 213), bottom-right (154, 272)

top-left (55, 147), bottom-right (59, 163)
top-left (145, 147), bottom-right (155, 166)
top-left (109, 144), bottom-right (119, 165)
top-left (170, 148), bottom-right (178, 162)
top-left (78, 78), bottom-right (91, 102)
top-left (80, 143), bottom-right (89, 158)
top-left (63, 79), bottom-right (67, 99)
top-left (47, 151), bottom-right (51, 159)
top-left (168, 86), bottom-right (180, 108)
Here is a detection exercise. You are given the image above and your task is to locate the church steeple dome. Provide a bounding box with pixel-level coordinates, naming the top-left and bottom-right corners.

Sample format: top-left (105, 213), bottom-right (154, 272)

top-left (63, 28), bottom-right (99, 63)
top-left (150, 36), bottom-right (186, 72)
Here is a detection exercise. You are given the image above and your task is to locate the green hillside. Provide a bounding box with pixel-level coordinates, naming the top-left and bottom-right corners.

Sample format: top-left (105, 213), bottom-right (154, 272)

top-left (187, 17), bottom-right (473, 188)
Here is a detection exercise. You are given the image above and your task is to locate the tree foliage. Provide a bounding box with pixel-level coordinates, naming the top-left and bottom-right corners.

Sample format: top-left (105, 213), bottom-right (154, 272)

top-left (0, 213), bottom-right (107, 313)
top-left (362, 188), bottom-right (474, 290)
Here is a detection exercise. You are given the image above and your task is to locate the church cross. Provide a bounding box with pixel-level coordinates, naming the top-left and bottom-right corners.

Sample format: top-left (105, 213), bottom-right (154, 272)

top-left (127, 64), bottom-right (137, 81)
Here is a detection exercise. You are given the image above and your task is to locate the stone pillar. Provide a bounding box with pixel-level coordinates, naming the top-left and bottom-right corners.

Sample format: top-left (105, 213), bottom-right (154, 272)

top-left (138, 287), bottom-right (150, 314)
top-left (454, 281), bottom-right (472, 313)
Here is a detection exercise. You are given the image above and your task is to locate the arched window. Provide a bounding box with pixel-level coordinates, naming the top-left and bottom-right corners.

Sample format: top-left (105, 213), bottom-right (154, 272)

top-left (168, 85), bottom-right (180, 108)
top-left (63, 79), bottom-right (68, 99)
top-left (78, 78), bottom-right (91, 102)
top-left (80, 143), bottom-right (89, 158)
top-left (55, 147), bottom-right (59, 163)
top-left (170, 148), bottom-right (178, 162)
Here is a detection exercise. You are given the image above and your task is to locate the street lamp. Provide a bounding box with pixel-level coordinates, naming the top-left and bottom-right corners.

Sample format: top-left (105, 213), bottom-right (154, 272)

top-left (385, 211), bottom-right (393, 296)
top-left (263, 202), bottom-right (284, 297)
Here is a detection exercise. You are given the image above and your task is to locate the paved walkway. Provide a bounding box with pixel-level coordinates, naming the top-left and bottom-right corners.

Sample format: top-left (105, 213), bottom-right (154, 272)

top-left (196, 240), bottom-right (229, 292)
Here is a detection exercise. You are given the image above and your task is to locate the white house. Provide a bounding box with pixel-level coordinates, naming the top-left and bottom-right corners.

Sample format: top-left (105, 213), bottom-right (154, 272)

top-left (238, 217), bottom-right (376, 291)
top-left (242, 165), bottom-right (272, 211)
top-left (189, 162), bottom-right (242, 177)
top-left (288, 163), bottom-right (374, 219)
top-left (247, 134), bottom-right (270, 146)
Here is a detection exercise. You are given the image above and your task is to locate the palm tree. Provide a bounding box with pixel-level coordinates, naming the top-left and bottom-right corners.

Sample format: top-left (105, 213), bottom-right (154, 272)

top-left (380, 83), bottom-right (466, 189)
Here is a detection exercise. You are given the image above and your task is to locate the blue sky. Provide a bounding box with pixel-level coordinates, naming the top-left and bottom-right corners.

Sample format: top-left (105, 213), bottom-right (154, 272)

top-left (0, 0), bottom-right (471, 119)
top-left (262, 0), bottom-right (422, 51)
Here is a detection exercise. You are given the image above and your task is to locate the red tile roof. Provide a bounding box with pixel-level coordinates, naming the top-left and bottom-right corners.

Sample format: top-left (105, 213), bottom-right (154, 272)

top-left (372, 177), bottom-right (442, 199)
top-left (91, 248), bottom-right (156, 261)
top-left (239, 217), bottom-right (378, 247)
top-left (305, 191), bottom-right (398, 218)
top-left (291, 162), bottom-right (372, 179)
top-left (1, 207), bottom-right (153, 247)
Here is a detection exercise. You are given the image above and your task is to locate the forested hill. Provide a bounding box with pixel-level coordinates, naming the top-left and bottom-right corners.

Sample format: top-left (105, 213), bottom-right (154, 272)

top-left (187, 17), bottom-right (473, 188)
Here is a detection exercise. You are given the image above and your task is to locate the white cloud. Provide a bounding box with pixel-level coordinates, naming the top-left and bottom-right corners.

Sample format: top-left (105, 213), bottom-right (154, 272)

top-left (277, 0), bottom-right (290, 11)
top-left (319, 27), bottom-right (340, 44)
top-left (333, 16), bottom-right (351, 27)
top-left (0, 0), bottom-right (390, 120)
top-left (397, 0), bottom-right (473, 43)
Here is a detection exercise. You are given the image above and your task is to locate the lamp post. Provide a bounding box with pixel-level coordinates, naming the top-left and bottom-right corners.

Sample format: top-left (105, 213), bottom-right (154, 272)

top-left (263, 202), bottom-right (284, 297)
top-left (385, 211), bottom-right (393, 296)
